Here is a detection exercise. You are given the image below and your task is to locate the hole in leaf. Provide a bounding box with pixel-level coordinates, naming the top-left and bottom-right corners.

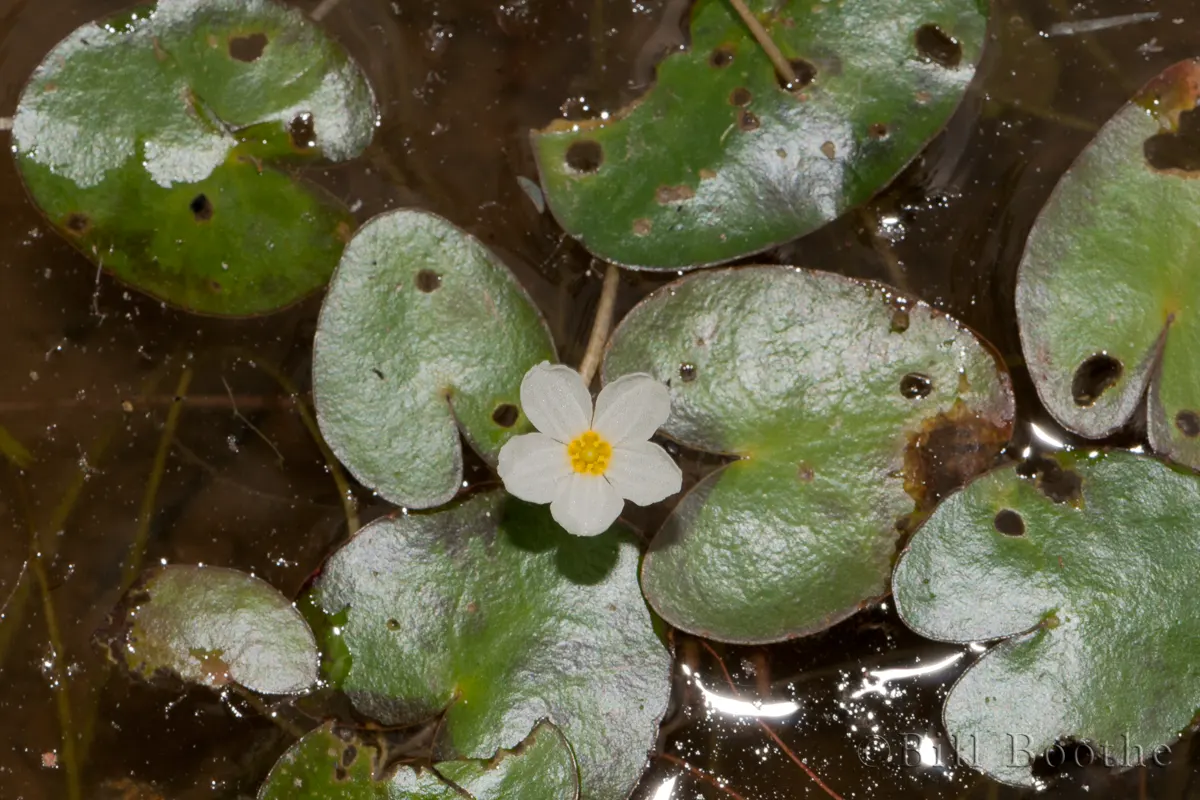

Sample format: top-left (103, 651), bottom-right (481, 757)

top-left (914, 24), bottom-right (962, 68)
top-left (371, 368), bottom-right (385, 380)
top-left (709, 47), bottom-right (734, 68)
top-left (565, 140), bottom-right (603, 173)
top-left (776, 58), bottom-right (817, 91)
top-left (341, 745), bottom-right (358, 766)
top-left (679, 363), bottom-right (697, 382)
top-left (64, 213), bottom-right (90, 235)
top-left (386, 618), bottom-right (400, 630)
top-left (289, 113), bottom-right (315, 149)
top-left (492, 404), bottom-right (519, 427)
top-left (190, 194), bottom-right (213, 221)
top-left (890, 309), bottom-right (910, 333)
top-left (900, 373), bottom-right (933, 399)
top-left (1144, 107), bottom-right (1200, 172)
top-left (993, 509), bottom-right (1025, 536)
top-left (1070, 354), bottom-right (1122, 407)
top-left (729, 87), bottom-right (752, 106)
top-left (1176, 410), bottom-right (1200, 437)
top-left (738, 109), bottom-right (760, 131)
top-left (868, 122), bottom-right (890, 140)
top-left (415, 269), bottom-right (442, 292)
top-left (229, 32), bottom-right (269, 62)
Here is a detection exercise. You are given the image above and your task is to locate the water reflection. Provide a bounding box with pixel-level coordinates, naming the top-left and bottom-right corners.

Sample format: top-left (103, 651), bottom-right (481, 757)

top-left (849, 651), bottom-right (966, 699)
top-left (681, 663), bottom-right (801, 720)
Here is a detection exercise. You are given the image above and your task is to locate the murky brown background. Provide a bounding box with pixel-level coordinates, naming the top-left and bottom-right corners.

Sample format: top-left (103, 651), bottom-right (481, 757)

top-left (1, 0), bottom-right (1198, 798)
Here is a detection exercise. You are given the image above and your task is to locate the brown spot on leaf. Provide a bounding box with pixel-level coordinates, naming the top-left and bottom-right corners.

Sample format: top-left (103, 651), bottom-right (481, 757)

top-left (729, 87), bottom-right (753, 106)
top-left (699, 168), bottom-right (718, 180)
top-left (797, 463), bottom-right (814, 482)
top-left (1017, 454), bottom-right (1084, 507)
top-left (64, 213), bottom-right (90, 235)
top-left (903, 402), bottom-right (1010, 511)
top-left (632, 218), bottom-right (652, 236)
top-left (738, 109), bottom-right (760, 131)
top-left (1176, 409), bottom-right (1200, 437)
top-left (229, 32), bottom-right (268, 62)
top-left (709, 47), bottom-right (734, 68)
top-left (190, 194), bottom-right (213, 221)
top-left (820, 141), bottom-right (837, 159)
top-left (655, 184), bottom-right (695, 204)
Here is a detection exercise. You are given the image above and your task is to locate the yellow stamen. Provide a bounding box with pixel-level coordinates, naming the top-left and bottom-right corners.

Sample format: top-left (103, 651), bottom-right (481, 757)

top-left (567, 430), bottom-right (613, 476)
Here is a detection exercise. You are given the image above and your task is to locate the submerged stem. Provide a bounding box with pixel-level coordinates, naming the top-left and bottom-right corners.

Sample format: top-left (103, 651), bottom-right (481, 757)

top-left (578, 263), bottom-right (620, 386)
top-left (725, 0), bottom-right (796, 86)
top-left (120, 367), bottom-right (193, 592)
top-left (11, 475), bottom-right (81, 800)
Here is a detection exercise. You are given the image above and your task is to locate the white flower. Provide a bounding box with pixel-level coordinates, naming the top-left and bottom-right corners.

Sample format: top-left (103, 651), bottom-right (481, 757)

top-left (498, 362), bottom-right (683, 536)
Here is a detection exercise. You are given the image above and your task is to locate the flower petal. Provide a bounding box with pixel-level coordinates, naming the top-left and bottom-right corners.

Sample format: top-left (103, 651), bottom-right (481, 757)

top-left (520, 362), bottom-right (593, 443)
top-left (550, 472), bottom-right (624, 536)
top-left (592, 373), bottom-right (672, 445)
top-left (605, 441), bottom-right (683, 506)
top-left (498, 432), bottom-right (572, 503)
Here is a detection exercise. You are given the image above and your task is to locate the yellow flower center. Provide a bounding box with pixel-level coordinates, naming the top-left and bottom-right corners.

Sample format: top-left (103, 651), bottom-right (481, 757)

top-left (567, 430), bottom-right (612, 476)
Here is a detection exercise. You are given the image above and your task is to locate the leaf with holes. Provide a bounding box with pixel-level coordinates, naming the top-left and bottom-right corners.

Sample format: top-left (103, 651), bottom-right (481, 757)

top-left (532, 0), bottom-right (987, 270)
top-left (105, 565), bottom-right (318, 695)
top-left (1017, 59), bottom-right (1200, 469)
top-left (313, 210), bottom-right (555, 509)
top-left (893, 450), bottom-right (1200, 787)
top-left (258, 720), bottom-right (579, 799)
top-left (11, 0), bottom-right (376, 316)
top-left (306, 491), bottom-right (670, 800)
top-left (602, 266), bottom-right (1013, 643)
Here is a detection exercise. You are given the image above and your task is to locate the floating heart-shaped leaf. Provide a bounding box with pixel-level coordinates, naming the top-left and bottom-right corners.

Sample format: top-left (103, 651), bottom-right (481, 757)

top-left (1017, 59), bottom-right (1200, 468)
top-left (893, 450), bottom-right (1200, 787)
top-left (258, 720), bottom-right (579, 799)
top-left (313, 210), bottom-right (555, 509)
top-left (532, 0), bottom-right (987, 269)
top-left (603, 266), bottom-right (1013, 643)
top-left (106, 565), bottom-right (318, 695)
top-left (307, 492), bottom-right (669, 800)
top-left (11, 0), bottom-right (376, 316)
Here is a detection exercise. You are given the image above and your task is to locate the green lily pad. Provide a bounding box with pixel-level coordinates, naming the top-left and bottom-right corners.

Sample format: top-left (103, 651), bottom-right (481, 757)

top-left (11, 0), bottom-right (376, 316)
top-left (1017, 59), bottom-right (1200, 467)
top-left (258, 720), bottom-right (579, 800)
top-left (602, 266), bottom-right (1013, 643)
top-left (532, 0), bottom-right (987, 269)
top-left (107, 565), bottom-right (318, 695)
top-left (893, 450), bottom-right (1200, 787)
top-left (308, 492), bottom-right (670, 800)
top-left (312, 210), bottom-right (555, 509)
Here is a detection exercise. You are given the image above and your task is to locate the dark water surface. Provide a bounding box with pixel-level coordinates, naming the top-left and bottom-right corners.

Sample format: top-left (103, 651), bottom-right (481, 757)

top-left (1, 0), bottom-right (1198, 798)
